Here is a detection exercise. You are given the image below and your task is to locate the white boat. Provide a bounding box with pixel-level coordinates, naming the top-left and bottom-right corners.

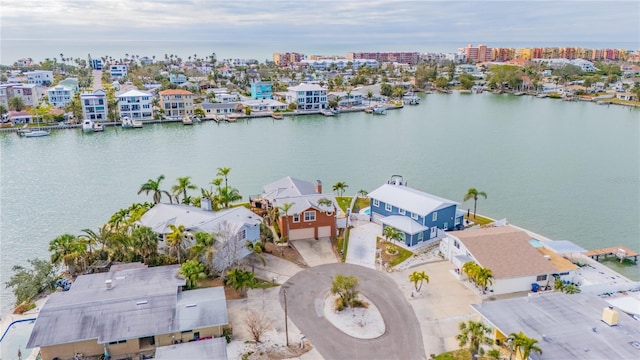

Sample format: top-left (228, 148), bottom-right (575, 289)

top-left (372, 106), bottom-right (387, 115)
top-left (82, 119), bottom-right (94, 132)
top-left (23, 129), bottom-right (50, 137)
top-left (122, 117), bottom-right (143, 128)
top-left (321, 109), bottom-right (335, 116)
top-left (403, 95), bottom-right (421, 105)
top-left (93, 122), bottom-right (104, 132)
top-left (132, 120), bottom-right (143, 128)
top-left (182, 117), bottom-right (193, 125)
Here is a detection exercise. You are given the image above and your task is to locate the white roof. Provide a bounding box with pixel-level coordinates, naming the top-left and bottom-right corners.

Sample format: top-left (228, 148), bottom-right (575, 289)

top-left (287, 83), bottom-right (326, 92)
top-left (368, 184), bottom-right (458, 216)
top-left (272, 193), bottom-right (342, 216)
top-left (262, 176), bottom-right (319, 201)
top-left (117, 89), bottom-right (153, 98)
top-left (381, 215), bottom-right (427, 234)
top-left (137, 203), bottom-right (262, 235)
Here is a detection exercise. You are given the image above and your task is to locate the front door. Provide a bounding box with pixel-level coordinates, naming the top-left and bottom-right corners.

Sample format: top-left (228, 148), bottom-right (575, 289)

top-left (430, 226), bottom-right (437, 238)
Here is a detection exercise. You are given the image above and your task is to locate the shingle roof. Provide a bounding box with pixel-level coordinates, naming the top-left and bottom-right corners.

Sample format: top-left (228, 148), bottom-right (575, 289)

top-left (27, 265), bottom-right (227, 348)
top-left (159, 89), bottom-right (194, 95)
top-left (262, 176), bottom-right (319, 201)
top-left (451, 225), bottom-right (558, 279)
top-left (368, 184), bottom-right (458, 216)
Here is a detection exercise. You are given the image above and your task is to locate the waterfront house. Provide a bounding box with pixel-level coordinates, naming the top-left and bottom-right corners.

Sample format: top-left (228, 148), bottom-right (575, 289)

top-left (117, 89), bottom-right (154, 121)
top-left (250, 81), bottom-right (273, 99)
top-left (251, 177), bottom-right (342, 240)
top-left (368, 176), bottom-right (464, 247)
top-left (137, 203), bottom-right (262, 271)
top-left (285, 83), bottom-right (328, 110)
top-left (1, 83), bottom-right (43, 108)
top-left (240, 99), bottom-right (287, 112)
top-left (27, 265), bottom-right (229, 360)
top-left (439, 225), bottom-right (577, 295)
top-left (24, 70), bottom-right (53, 85)
top-left (472, 292), bottom-right (640, 360)
top-left (199, 102), bottom-right (237, 118)
top-left (159, 89), bottom-right (194, 119)
top-left (328, 91), bottom-right (365, 107)
top-left (617, 92), bottom-right (638, 101)
top-left (47, 85), bottom-right (75, 108)
top-left (5, 110), bottom-right (32, 124)
top-left (81, 89), bottom-right (108, 122)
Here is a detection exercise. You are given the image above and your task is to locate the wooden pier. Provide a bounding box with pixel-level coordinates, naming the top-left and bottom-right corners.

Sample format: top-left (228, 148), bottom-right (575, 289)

top-left (585, 246), bottom-right (638, 263)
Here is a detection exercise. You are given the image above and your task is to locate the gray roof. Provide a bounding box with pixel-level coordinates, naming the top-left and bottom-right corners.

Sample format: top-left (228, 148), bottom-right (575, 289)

top-left (155, 337), bottom-right (228, 360)
top-left (381, 215), bottom-right (427, 235)
top-left (472, 292), bottom-right (640, 360)
top-left (272, 193), bottom-right (340, 216)
top-left (262, 176), bottom-right (319, 201)
top-left (368, 184), bottom-right (458, 216)
top-left (27, 265), bottom-right (228, 348)
top-left (136, 203), bottom-right (262, 235)
top-left (543, 240), bottom-right (588, 254)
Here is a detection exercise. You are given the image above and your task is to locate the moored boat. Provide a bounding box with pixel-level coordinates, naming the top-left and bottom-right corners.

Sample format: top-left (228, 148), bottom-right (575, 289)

top-left (93, 122), bottom-right (104, 132)
top-left (321, 109), bottom-right (335, 116)
top-left (22, 129), bottom-right (50, 137)
top-left (271, 113), bottom-right (284, 120)
top-left (82, 119), bottom-right (94, 132)
top-left (182, 117), bottom-right (193, 125)
top-left (372, 106), bottom-right (387, 115)
top-left (132, 120), bottom-right (143, 128)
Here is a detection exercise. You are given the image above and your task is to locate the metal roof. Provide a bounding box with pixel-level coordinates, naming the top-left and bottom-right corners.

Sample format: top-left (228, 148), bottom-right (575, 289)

top-left (472, 292), bottom-right (640, 360)
top-left (27, 265), bottom-right (228, 348)
top-left (368, 183), bottom-right (459, 216)
top-left (544, 240), bottom-right (588, 254)
top-left (381, 215), bottom-right (427, 235)
top-left (262, 176), bottom-right (319, 201)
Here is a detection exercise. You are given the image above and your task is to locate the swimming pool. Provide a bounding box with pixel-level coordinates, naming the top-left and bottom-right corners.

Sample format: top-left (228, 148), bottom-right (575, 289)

top-left (0, 319), bottom-right (35, 360)
top-left (360, 207), bottom-right (371, 215)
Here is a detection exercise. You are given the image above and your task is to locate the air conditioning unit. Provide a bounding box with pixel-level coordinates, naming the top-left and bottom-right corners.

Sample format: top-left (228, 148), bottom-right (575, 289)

top-left (105, 279), bottom-right (113, 290)
top-left (602, 306), bottom-right (619, 326)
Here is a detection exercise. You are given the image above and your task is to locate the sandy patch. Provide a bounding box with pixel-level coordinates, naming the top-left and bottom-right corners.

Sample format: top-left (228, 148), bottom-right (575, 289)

top-left (323, 294), bottom-right (385, 339)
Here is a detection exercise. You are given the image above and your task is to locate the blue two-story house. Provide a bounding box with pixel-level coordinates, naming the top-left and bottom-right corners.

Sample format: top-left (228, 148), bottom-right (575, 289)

top-left (250, 81), bottom-right (273, 99)
top-left (368, 176), bottom-right (465, 247)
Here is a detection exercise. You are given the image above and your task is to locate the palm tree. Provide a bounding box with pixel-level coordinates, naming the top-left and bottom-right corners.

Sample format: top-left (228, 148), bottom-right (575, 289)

top-left (189, 231), bottom-right (217, 275)
top-left (166, 224), bottom-right (188, 264)
top-left (79, 227), bottom-right (111, 254)
top-left (171, 176), bottom-right (197, 204)
top-left (278, 202), bottom-right (294, 239)
top-left (510, 332), bottom-right (542, 360)
top-left (382, 226), bottom-right (403, 243)
top-left (0, 104), bottom-right (8, 118)
top-left (332, 181), bottom-right (349, 197)
top-left (180, 260), bottom-right (206, 290)
top-left (367, 91), bottom-right (373, 107)
top-left (217, 185), bottom-right (242, 208)
top-left (138, 175), bottom-right (171, 204)
top-left (357, 189), bottom-right (368, 198)
top-left (456, 320), bottom-right (493, 359)
top-left (49, 234), bottom-right (86, 274)
top-left (8, 97), bottom-right (25, 112)
top-left (474, 266), bottom-right (494, 294)
top-left (131, 226), bottom-right (159, 264)
top-left (409, 270), bottom-right (429, 292)
top-left (217, 167), bottom-right (231, 189)
top-left (463, 188), bottom-right (487, 219)
top-left (462, 261), bottom-right (479, 282)
top-left (225, 268), bottom-right (256, 297)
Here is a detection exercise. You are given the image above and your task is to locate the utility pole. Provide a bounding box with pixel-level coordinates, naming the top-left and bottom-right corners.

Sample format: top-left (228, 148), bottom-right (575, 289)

top-left (283, 288), bottom-right (289, 346)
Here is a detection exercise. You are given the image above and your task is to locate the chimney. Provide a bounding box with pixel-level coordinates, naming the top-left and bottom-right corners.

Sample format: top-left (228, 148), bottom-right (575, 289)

top-left (201, 197), bottom-right (212, 211)
top-left (105, 279), bottom-right (113, 290)
top-left (315, 180), bottom-right (322, 194)
top-left (601, 306), bottom-right (619, 326)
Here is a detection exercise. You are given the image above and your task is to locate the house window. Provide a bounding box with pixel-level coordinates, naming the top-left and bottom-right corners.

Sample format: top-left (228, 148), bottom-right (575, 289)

top-left (385, 203), bottom-right (392, 212)
top-left (454, 240), bottom-right (460, 249)
top-left (109, 340), bottom-right (127, 345)
top-left (239, 229), bottom-right (246, 239)
top-left (373, 199), bottom-right (379, 207)
top-left (417, 232), bottom-right (423, 242)
top-left (399, 208), bottom-right (406, 215)
top-left (411, 212), bottom-right (419, 220)
top-left (293, 214), bottom-right (300, 223)
top-left (304, 211), bottom-right (316, 222)
top-left (432, 212), bottom-right (437, 222)
top-left (455, 217), bottom-right (461, 225)
top-left (536, 274), bottom-right (547, 281)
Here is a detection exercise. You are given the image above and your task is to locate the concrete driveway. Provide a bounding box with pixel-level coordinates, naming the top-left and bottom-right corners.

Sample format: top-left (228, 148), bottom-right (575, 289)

top-left (290, 238), bottom-right (337, 267)
top-left (346, 222), bottom-right (381, 269)
top-left (281, 263), bottom-right (426, 360)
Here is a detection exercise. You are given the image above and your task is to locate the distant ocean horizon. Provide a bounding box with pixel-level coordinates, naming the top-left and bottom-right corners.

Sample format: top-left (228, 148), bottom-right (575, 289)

top-left (1, 39), bottom-right (638, 65)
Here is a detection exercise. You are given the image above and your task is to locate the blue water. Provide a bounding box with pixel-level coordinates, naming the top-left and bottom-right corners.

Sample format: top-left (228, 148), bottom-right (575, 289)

top-left (0, 320), bottom-right (35, 360)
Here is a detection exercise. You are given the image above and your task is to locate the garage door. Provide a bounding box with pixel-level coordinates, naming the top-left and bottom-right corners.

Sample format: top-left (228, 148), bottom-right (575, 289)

top-left (317, 226), bottom-right (332, 238)
top-left (372, 213), bottom-right (385, 225)
top-left (288, 228), bottom-right (315, 240)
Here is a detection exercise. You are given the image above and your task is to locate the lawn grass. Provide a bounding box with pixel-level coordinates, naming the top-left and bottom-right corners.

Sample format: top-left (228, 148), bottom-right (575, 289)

top-left (389, 246), bottom-right (413, 267)
top-left (376, 238), bottom-right (414, 267)
top-left (465, 213), bottom-right (494, 226)
top-left (354, 197), bottom-right (370, 212)
top-left (435, 349), bottom-right (499, 360)
top-left (336, 196), bottom-right (352, 213)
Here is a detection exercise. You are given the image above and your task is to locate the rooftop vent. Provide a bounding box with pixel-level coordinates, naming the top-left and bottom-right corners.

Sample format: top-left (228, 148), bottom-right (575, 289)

top-left (105, 279), bottom-right (113, 290)
top-left (629, 341), bottom-right (640, 350)
top-left (185, 304), bottom-right (197, 308)
top-left (602, 306), bottom-right (619, 326)
top-left (136, 300), bottom-right (148, 305)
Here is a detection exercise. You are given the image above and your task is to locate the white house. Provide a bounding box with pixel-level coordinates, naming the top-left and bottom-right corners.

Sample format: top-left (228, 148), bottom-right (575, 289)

top-left (117, 89), bottom-right (154, 121)
top-left (285, 83), bottom-right (328, 110)
top-left (10, 83), bottom-right (42, 108)
top-left (109, 64), bottom-right (128, 79)
top-left (328, 91), bottom-right (365, 107)
top-left (25, 70), bottom-right (53, 85)
top-left (169, 74), bottom-right (188, 85)
top-left (240, 99), bottom-right (287, 112)
top-left (47, 85), bottom-right (75, 108)
top-left (136, 203), bottom-right (262, 271)
top-left (440, 225), bottom-right (577, 295)
top-left (81, 89), bottom-right (108, 121)
top-left (570, 59), bottom-right (599, 72)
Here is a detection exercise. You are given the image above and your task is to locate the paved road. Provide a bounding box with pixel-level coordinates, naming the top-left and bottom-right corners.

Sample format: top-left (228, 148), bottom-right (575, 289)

top-left (281, 263), bottom-right (426, 360)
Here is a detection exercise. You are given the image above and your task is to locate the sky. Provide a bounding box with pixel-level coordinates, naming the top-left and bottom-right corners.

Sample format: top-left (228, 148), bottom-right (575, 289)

top-left (0, 0), bottom-right (638, 62)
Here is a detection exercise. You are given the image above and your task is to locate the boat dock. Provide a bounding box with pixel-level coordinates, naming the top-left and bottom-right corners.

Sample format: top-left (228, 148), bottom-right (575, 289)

top-left (585, 246), bottom-right (638, 263)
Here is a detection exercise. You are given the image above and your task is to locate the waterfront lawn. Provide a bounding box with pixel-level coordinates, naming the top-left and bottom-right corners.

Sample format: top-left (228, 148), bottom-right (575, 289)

top-left (464, 213), bottom-right (494, 226)
top-left (353, 197), bottom-right (370, 213)
top-left (336, 196), bottom-right (352, 213)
